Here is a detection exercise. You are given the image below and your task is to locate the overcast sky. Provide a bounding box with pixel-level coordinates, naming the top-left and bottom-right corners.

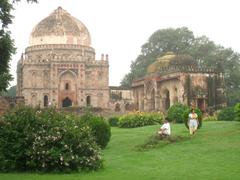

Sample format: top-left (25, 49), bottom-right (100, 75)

top-left (9, 0), bottom-right (240, 87)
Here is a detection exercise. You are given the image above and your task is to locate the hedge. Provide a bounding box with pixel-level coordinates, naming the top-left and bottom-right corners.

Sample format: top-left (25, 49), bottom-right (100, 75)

top-left (118, 111), bottom-right (163, 128)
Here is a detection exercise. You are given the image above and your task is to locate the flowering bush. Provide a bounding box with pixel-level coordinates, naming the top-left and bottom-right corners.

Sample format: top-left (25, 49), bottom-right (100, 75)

top-left (0, 106), bottom-right (102, 172)
top-left (81, 112), bottom-right (111, 149)
top-left (118, 111), bottom-right (163, 128)
top-left (203, 116), bottom-right (217, 121)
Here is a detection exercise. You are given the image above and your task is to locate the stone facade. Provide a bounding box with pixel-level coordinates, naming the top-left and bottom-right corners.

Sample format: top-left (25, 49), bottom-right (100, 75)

top-left (132, 53), bottom-right (226, 112)
top-left (17, 7), bottom-right (109, 108)
top-left (109, 86), bottom-right (134, 112)
top-left (0, 97), bottom-right (9, 115)
top-left (110, 86), bottom-right (133, 100)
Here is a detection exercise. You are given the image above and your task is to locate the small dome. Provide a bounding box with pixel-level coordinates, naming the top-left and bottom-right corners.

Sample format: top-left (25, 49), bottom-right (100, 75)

top-left (147, 52), bottom-right (197, 73)
top-left (29, 7), bottom-right (91, 46)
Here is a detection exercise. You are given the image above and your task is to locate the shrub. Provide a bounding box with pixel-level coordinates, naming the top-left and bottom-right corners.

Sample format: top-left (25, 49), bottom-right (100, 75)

top-left (118, 111), bottom-right (163, 128)
top-left (217, 107), bottom-right (236, 121)
top-left (234, 103), bottom-right (240, 121)
top-left (182, 108), bottom-right (202, 129)
top-left (203, 116), bottom-right (217, 121)
top-left (0, 106), bottom-right (102, 172)
top-left (81, 113), bottom-right (111, 149)
top-left (167, 103), bottom-right (189, 123)
top-left (108, 116), bottom-right (119, 127)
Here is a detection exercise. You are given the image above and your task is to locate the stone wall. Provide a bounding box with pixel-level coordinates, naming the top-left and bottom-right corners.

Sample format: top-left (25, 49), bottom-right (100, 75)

top-left (0, 96), bottom-right (25, 115)
top-left (0, 97), bottom-right (9, 115)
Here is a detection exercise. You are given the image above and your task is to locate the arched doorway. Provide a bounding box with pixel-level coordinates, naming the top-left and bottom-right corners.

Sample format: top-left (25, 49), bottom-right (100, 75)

top-left (173, 87), bottom-right (178, 104)
top-left (62, 97), bottom-right (72, 107)
top-left (125, 103), bottom-right (130, 111)
top-left (58, 70), bottom-right (77, 108)
top-left (44, 95), bottom-right (48, 107)
top-left (163, 89), bottom-right (170, 111)
top-left (86, 96), bottom-right (91, 106)
top-left (115, 103), bottom-right (121, 112)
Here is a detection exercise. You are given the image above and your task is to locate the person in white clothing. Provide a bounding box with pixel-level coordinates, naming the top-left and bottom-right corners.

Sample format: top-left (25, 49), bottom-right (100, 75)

top-left (188, 109), bottom-right (199, 135)
top-left (158, 119), bottom-right (171, 136)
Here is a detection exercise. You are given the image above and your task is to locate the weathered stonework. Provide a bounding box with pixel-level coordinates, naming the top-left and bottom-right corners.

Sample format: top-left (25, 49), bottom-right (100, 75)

top-left (0, 96), bottom-right (24, 115)
top-left (0, 98), bottom-right (9, 115)
top-left (132, 53), bottom-right (226, 112)
top-left (109, 86), bottom-right (134, 112)
top-left (17, 7), bottom-right (109, 108)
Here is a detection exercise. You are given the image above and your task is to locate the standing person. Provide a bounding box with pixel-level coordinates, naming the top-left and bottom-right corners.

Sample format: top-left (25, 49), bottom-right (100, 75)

top-left (188, 109), bottom-right (199, 135)
top-left (158, 119), bottom-right (171, 136)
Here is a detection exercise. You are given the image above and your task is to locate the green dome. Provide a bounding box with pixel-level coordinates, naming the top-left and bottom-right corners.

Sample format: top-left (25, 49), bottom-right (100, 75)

top-left (147, 52), bottom-right (197, 74)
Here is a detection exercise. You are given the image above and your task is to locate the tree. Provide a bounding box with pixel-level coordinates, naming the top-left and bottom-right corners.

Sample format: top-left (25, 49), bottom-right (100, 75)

top-left (121, 27), bottom-right (195, 87)
top-left (0, 0), bottom-right (37, 94)
top-left (121, 27), bottom-right (240, 106)
top-left (188, 36), bottom-right (217, 65)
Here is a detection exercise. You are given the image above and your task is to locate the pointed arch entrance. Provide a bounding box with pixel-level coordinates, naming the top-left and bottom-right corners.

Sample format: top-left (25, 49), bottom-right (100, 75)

top-left (115, 103), bottom-right (121, 112)
top-left (163, 89), bottom-right (170, 111)
top-left (86, 95), bottom-right (91, 106)
top-left (173, 87), bottom-right (178, 104)
top-left (58, 70), bottom-right (77, 108)
top-left (62, 97), bottom-right (72, 107)
top-left (44, 95), bottom-right (48, 107)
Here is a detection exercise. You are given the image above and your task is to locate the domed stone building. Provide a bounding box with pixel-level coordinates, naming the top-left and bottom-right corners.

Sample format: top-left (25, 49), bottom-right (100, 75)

top-left (132, 52), bottom-right (226, 112)
top-left (17, 7), bottom-right (109, 108)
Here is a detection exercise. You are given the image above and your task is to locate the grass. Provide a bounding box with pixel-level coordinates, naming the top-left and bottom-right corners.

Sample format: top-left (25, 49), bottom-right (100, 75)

top-left (0, 121), bottom-right (240, 180)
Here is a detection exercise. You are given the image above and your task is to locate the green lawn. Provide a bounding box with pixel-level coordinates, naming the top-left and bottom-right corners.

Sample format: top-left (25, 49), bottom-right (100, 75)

top-left (0, 121), bottom-right (240, 180)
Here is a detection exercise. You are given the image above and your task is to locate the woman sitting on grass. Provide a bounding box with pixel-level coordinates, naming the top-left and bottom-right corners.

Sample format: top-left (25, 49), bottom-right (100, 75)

top-left (158, 119), bottom-right (171, 136)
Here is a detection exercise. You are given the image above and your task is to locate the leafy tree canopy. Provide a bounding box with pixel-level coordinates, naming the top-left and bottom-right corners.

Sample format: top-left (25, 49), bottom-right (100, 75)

top-left (0, 0), bottom-right (37, 94)
top-left (121, 27), bottom-right (240, 106)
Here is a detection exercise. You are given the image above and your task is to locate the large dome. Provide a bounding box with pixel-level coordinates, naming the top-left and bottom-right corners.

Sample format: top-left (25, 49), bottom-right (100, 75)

top-left (29, 7), bottom-right (91, 46)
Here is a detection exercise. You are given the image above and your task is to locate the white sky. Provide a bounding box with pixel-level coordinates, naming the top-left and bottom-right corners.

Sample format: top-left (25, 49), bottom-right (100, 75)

top-left (9, 0), bottom-right (240, 87)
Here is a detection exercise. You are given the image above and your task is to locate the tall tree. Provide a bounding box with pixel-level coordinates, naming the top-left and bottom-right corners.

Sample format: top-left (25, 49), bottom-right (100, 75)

top-left (121, 27), bottom-right (240, 106)
top-left (0, 0), bottom-right (37, 94)
top-left (121, 27), bottom-right (195, 87)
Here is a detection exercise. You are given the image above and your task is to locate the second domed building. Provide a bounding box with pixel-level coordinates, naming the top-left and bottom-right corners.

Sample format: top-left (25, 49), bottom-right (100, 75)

top-left (17, 7), bottom-right (109, 108)
top-left (132, 52), bottom-right (226, 112)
